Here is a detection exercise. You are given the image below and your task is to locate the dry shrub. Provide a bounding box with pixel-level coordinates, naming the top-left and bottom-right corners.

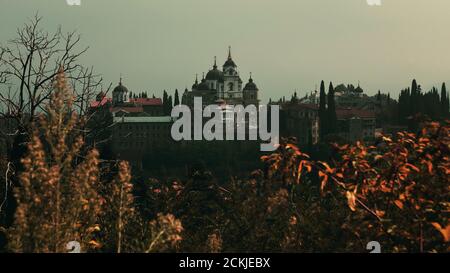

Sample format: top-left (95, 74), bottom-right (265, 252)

top-left (7, 69), bottom-right (183, 253)
top-left (8, 69), bottom-right (103, 252)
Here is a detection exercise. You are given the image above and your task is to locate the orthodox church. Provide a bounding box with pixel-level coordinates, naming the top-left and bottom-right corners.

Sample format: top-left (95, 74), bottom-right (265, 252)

top-left (182, 47), bottom-right (260, 107)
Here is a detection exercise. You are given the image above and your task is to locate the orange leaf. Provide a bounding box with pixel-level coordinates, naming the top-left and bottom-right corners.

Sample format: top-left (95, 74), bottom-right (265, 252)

top-left (405, 163), bottom-right (420, 172)
top-left (305, 163), bottom-right (312, 173)
top-left (346, 190), bottom-right (357, 211)
top-left (394, 200), bottom-right (404, 210)
top-left (375, 210), bottom-right (385, 218)
top-left (374, 155), bottom-right (383, 161)
top-left (431, 222), bottom-right (450, 242)
top-left (426, 161), bottom-right (433, 174)
top-left (89, 240), bottom-right (102, 249)
top-left (319, 161), bottom-right (333, 173)
top-left (319, 171), bottom-right (328, 192)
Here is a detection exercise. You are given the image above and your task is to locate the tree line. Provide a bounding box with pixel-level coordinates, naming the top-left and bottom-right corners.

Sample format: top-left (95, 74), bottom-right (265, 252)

top-left (398, 80), bottom-right (449, 123)
top-left (162, 89), bottom-right (180, 115)
top-left (318, 81), bottom-right (338, 139)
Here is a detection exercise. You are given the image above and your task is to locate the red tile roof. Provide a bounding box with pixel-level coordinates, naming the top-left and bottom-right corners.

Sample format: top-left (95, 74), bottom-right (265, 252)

top-left (130, 98), bottom-right (162, 106)
top-left (90, 97), bottom-right (112, 108)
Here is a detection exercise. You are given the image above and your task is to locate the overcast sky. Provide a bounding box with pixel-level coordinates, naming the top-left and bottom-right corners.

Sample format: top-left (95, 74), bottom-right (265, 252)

top-left (1, 0), bottom-right (450, 102)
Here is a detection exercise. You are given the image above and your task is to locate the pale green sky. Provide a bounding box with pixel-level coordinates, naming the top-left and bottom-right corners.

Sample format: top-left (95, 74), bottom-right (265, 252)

top-left (1, 0), bottom-right (450, 102)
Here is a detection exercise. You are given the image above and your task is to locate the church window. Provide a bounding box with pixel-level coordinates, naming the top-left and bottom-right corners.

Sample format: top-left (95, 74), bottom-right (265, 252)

top-left (228, 82), bottom-right (234, 91)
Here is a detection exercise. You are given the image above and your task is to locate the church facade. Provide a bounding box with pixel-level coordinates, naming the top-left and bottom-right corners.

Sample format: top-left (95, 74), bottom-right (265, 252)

top-left (87, 47), bottom-right (262, 164)
top-left (182, 47), bottom-right (260, 107)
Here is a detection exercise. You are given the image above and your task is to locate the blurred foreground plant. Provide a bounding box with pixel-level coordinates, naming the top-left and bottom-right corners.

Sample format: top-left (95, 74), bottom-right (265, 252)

top-left (7, 69), bottom-right (183, 253)
top-left (8, 69), bottom-right (103, 252)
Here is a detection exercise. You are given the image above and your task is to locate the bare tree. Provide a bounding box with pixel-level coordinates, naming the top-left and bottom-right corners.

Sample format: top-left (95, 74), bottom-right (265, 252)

top-left (0, 14), bottom-right (108, 229)
top-left (0, 14), bottom-right (104, 135)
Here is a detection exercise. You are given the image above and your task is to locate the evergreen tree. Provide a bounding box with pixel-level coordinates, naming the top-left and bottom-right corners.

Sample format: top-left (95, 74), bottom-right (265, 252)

top-left (411, 79), bottom-right (419, 115)
top-left (447, 95), bottom-right (450, 119)
top-left (417, 83), bottom-right (424, 114)
top-left (424, 87), bottom-right (440, 119)
top-left (398, 88), bottom-right (411, 123)
top-left (291, 91), bottom-right (298, 103)
top-left (441, 83), bottom-right (448, 118)
top-left (168, 95), bottom-right (173, 114)
top-left (327, 82), bottom-right (337, 134)
top-left (174, 89), bottom-right (180, 106)
top-left (163, 90), bottom-right (169, 115)
top-left (319, 80), bottom-right (328, 139)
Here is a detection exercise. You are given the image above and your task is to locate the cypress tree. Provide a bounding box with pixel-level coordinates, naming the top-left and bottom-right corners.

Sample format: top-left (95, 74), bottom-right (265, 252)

top-left (163, 90), bottom-right (168, 114)
top-left (174, 89), bottom-right (180, 106)
top-left (441, 83), bottom-right (448, 117)
top-left (168, 95), bottom-right (173, 114)
top-left (398, 91), bottom-right (404, 123)
top-left (447, 94), bottom-right (450, 119)
top-left (291, 91), bottom-right (298, 103)
top-left (411, 79), bottom-right (418, 115)
top-left (319, 80), bottom-right (327, 139)
top-left (327, 82), bottom-right (337, 134)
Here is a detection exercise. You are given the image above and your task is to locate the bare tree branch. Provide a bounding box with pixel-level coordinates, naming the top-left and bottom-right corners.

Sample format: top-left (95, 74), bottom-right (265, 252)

top-left (0, 14), bottom-right (104, 154)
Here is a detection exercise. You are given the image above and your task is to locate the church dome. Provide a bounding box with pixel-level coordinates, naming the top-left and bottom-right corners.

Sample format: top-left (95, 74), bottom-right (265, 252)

top-left (205, 69), bottom-right (224, 82)
top-left (113, 81), bottom-right (129, 94)
top-left (191, 74), bottom-right (199, 89)
top-left (205, 57), bottom-right (224, 82)
top-left (223, 58), bottom-right (237, 68)
top-left (355, 85), bottom-right (364, 93)
top-left (223, 46), bottom-right (237, 68)
top-left (243, 77), bottom-right (258, 91)
top-left (196, 79), bottom-right (210, 91)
